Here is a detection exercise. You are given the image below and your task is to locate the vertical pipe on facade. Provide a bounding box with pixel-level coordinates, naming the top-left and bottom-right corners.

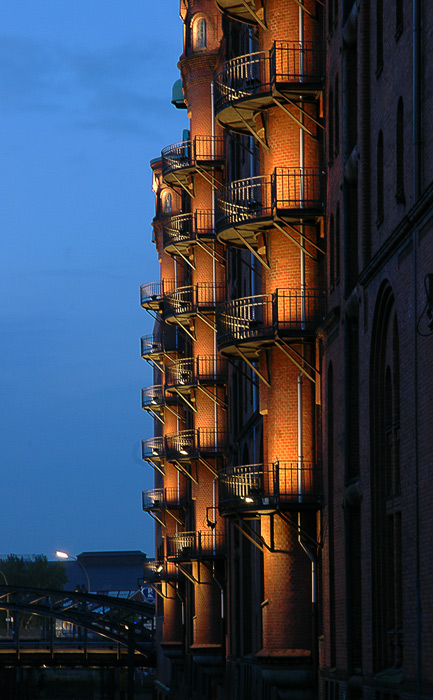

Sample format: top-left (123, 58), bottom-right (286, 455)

top-left (299, 5), bottom-right (306, 328)
top-left (298, 372), bottom-right (303, 502)
top-left (211, 79), bottom-right (218, 554)
top-left (413, 2), bottom-right (421, 694)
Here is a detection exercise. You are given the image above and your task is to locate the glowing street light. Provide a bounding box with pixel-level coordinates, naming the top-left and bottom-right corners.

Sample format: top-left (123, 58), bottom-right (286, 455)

top-left (55, 551), bottom-right (91, 593)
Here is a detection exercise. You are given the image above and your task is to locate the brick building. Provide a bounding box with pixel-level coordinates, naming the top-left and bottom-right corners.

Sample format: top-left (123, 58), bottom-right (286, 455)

top-left (140, 1), bottom-right (433, 699)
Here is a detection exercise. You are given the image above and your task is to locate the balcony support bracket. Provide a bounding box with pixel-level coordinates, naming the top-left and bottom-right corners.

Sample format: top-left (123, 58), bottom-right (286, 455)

top-left (274, 337), bottom-right (318, 384)
top-left (199, 456), bottom-right (218, 476)
top-left (169, 172), bottom-right (194, 198)
top-left (172, 460), bottom-right (199, 485)
top-left (145, 459), bottom-right (166, 477)
top-left (195, 165), bottom-right (221, 190)
top-left (145, 582), bottom-right (174, 600)
top-left (175, 563), bottom-right (200, 584)
top-left (145, 407), bottom-right (165, 425)
top-left (172, 246), bottom-right (196, 271)
top-left (277, 511), bottom-right (322, 550)
top-left (290, 0), bottom-right (323, 21)
top-left (197, 384), bottom-right (228, 410)
top-left (273, 219), bottom-right (321, 260)
top-left (174, 319), bottom-right (196, 342)
top-left (195, 238), bottom-right (226, 266)
top-left (146, 510), bottom-right (166, 528)
top-left (238, 0), bottom-right (267, 29)
top-left (232, 518), bottom-right (272, 553)
top-left (232, 106), bottom-right (270, 150)
top-left (166, 508), bottom-right (185, 526)
top-left (236, 347), bottom-right (271, 387)
top-left (272, 92), bottom-right (322, 136)
top-left (172, 387), bottom-right (197, 413)
top-left (196, 311), bottom-right (217, 332)
top-left (233, 228), bottom-right (271, 269)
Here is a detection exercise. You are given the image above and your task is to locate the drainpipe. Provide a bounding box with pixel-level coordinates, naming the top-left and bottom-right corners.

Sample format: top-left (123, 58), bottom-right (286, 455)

top-left (413, 1), bottom-right (421, 696)
top-left (298, 512), bottom-right (318, 680)
top-left (298, 372), bottom-right (304, 503)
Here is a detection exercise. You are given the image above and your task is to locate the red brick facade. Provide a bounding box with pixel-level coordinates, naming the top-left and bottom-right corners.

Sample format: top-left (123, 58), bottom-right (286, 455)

top-left (141, 1), bottom-right (433, 699)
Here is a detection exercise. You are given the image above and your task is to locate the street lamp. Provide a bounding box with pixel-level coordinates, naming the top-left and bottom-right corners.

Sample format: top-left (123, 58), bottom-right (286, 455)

top-left (55, 551), bottom-right (91, 593)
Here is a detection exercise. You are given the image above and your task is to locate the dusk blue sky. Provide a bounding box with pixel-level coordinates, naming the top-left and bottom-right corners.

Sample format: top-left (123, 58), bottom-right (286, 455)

top-left (1, 2), bottom-right (187, 559)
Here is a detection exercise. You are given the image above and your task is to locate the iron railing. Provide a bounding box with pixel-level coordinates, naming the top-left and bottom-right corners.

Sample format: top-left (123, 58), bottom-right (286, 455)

top-left (140, 327), bottom-right (183, 358)
top-left (143, 561), bottom-right (178, 583)
top-left (215, 168), bottom-right (324, 233)
top-left (214, 41), bottom-right (324, 115)
top-left (141, 385), bottom-right (164, 409)
top-left (218, 461), bottom-right (322, 512)
top-left (141, 437), bottom-right (165, 461)
top-left (142, 487), bottom-right (188, 510)
top-left (166, 356), bottom-right (228, 389)
top-left (162, 210), bottom-right (214, 250)
top-left (166, 531), bottom-right (226, 560)
top-left (216, 288), bottom-right (326, 347)
top-left (164, 282), bottom-right (226, 319)
top-left (165, 427), bottom-right (228, 459)
top-left (161, 136), bottom-right (224, 179)
top-left (140, 280), bottom-right (176, 307)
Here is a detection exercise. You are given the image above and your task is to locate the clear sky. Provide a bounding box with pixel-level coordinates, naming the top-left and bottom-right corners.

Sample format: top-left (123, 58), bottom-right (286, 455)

top-left (1, 1), bottom-right (187, 559)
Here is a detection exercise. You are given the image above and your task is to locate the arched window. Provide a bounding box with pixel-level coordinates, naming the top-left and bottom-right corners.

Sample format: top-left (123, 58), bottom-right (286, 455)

top-left (396, 98), bottom-right (405, 203)
top-left (370, 283), bottom-right (403, 671)
top-left (194, 17), bottom-right (207, 51)
top-left (163, 191), bottom-right (172, 214)
top-left (334, 75), bottom-right (339, 156)
top-left (329, 213), bottom-right (335, 287)
top-left (377, 130), bottom-right (384, 224)
top-left (328, 87), bottom-right (334, 163)
top-left (376, 0), bottom-right (383, 74)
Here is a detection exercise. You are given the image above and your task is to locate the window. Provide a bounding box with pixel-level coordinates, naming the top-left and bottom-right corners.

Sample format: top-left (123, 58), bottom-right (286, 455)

top-left (328, 87), bottom-right (334, 164)
top-left (163, 191), bottom-right (172, 214)
top-left (377, 131), bottom-right (384, 224)
top-left (376, 0), bottom-right (383, 74)
top-left (334, 76), bottom-right (339, 156)
top-left (194, 17), bottom-right (207, 51)
top-left (396, 98), bottom-right (405, 203)
top-left (396, 0), bottom-right (403, 39)
top-left (370, 284), bottom-right (403, 672)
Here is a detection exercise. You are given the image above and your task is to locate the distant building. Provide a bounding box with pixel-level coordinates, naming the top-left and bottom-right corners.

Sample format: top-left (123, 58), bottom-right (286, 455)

top-left (140, 2), bottom-right (433, 700)
top-left (61, 550), bottom-right (152, 600)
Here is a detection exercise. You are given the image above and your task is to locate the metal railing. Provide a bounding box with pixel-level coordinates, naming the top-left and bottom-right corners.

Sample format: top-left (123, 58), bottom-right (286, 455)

top-left (140, 327), bottom-right (183, 358)
top-left (166, 531), bottom-right (225, 560)
top-left (214, 41), bottom-right (323, 114)
top-left (215, 174), bottom-right (273, 232)
top-left (142, 487), bottom-right (188, 510)
top-left (141, 437), bottom-right (164, 461)
top-left (164, 282), bottom-right (226, 319)
top-left (218, 461), bottom-right (322, 511)
top-left (161, 136), bottom-right (224, 178)
top-left (165, 427), bottom-right (228, 459)
top-left (162, 210), bottom-right (214, 250)
top-left (143, 561), bottom-right (178, 583)
top-left (141, 385), bottom-right (164, 409)
top-left (215, 168), bottom-right (324, 233)
top-left (140, 280), bottom-right (176, 307)
top-left (216, 289), bottom-right (326, 347)
top-left (166, 356), bottom-right (228, 389)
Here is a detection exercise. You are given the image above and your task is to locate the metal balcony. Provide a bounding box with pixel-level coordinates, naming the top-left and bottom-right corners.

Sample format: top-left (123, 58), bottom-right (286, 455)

top-left (166, 531), bottom-right (226, 561)
top-left (140, 327), bottom-right (184, 363)
top-left (215, 168), bottom-right (325, 248)
top-left (214, 42), bottom-right (324, 134)
top-left (142, 487), bottom-right (189, 511)
top-left (164, 283), bottom-right (226, 327)
top-left (165, 356), bottom-right (228, 395)
top-left (218, 461), bottom-right (322, 515)
top-left (162, 210), bottom-right (214, 257)
top-left (161, 136), bottom-right (224, 189)
top-left (216, 288), bottom-right (326, 358)
top-left (140, 280), bottom-right (176, 311)
top-left (141, 385), bottom-right (181, 421)
top-left (165, 427), bottom-right (228, 462)
top-left (143, 560), bottom-right (178, 583)
top-left (141, 437), bottom-right (165, 463)
top-left (214, 0), bottom-right (263, 26)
